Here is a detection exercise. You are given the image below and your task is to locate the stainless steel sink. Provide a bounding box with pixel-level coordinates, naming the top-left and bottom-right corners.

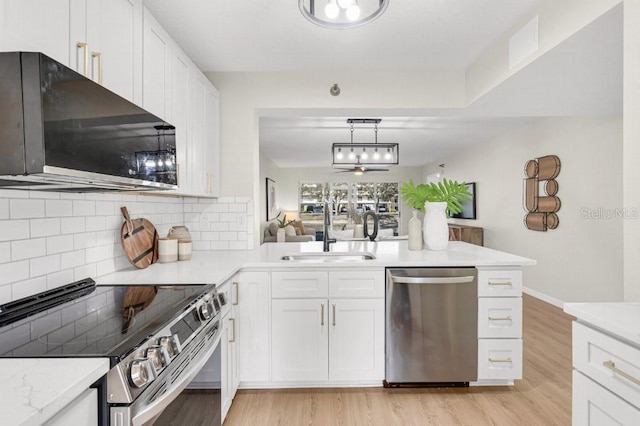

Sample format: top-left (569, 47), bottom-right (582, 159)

top-left (280, 252), bottom-right (376, 262)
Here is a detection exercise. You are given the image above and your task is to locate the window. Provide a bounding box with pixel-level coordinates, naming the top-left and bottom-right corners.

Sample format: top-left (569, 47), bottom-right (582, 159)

top-left (298, 181), bottom-right (399, 235)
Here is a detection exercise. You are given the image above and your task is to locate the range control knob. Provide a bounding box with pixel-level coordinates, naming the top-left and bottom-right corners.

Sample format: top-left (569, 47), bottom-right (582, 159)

top-left (197, 301), bottom-right (214, 321)
top-left (129, 358), bottom-right (155, 388)
top-left (146, 345), bottom-right (170, 373)
top-left (158, 335), bottom-right (182, 359)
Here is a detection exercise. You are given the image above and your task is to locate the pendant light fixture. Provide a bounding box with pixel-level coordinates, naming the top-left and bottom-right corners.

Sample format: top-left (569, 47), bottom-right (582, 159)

top-left (332, 119), bottom-right (399, 167)
top-left (299, 0), bottom-right (389, 30)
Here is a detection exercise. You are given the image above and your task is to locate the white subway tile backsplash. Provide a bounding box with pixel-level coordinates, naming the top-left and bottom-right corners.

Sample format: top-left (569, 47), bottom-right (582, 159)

top-left (0, 284), bottom-right (11, 304)
top-left (74, 264), bottom-right (97, 282)
top-left (12, 276), bottom-right (47, 300)
top-left (46, 235), bottom-right (74, 255)
top-left (61, 217), bottom-right (86, 234)
top-left (95, 201), bottom-right (115, 216)
top-left (61, 250), bottom-right (86, 270)
top-left (210, 241), bottom-right (230, 250)
top-left (30, 254), bottom-right (61, 277)
top-left (86, 246), bottom-right (108, 263)
top-left (220, 232), bottom-right (238, 241)
top-left (10, 199), bottom-right (45, 219)
top-left (96, 258), bottom-right (116, 276)
top-left (215, 197), bottom-right (236, 204)
top-left (193, 241), bottom-right (211, 251)
top-left (45, 200), bottom-right (73, 217)
top-left (0, 220), bottom-right (30, 241)
top-left (86, 216), bottom-right (107, 232)
top-left (46, 270), bottom-right (75, 290)
top-left (228, 203), bottom-right (247, 213)
top-left (73, 200), bottom-right (96, 216)
top-left (0, 260), bottom-right (29, 286)
top-left (209, 204), bottom-right (229, 213)
top-left (12, 238), bottom-right (46, 261)
top-left (210, 222), bottom-right (228, 232)
top-left (74, 232), bottom-right (97, 250)
top-left (0, 199), bottom-right (9, 219)
top-left (0, 242), bottom-right (10, 264)
top-left (31, 218), bottom-right (61, 238)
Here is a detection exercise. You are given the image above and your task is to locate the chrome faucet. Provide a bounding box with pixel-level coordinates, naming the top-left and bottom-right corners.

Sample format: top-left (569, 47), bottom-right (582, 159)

top-left (323, 201), bottom-right (336, 252)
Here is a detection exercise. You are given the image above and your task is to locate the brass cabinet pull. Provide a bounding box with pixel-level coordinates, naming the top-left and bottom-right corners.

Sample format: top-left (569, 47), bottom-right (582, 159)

top-left (91, 51), bottom-right (103, 84)
top-left (232, 282), bottom-right (239, 305)
top-left (332, 303), bottom-right (336, 326)
top-left (488, 316), bottom-right (513, 321)
top-left (488, 280), bottom-right (512, 287)
top-left (489, 357), bottom-right (513, 363)
top-left (603, 360), bottom-right (640, 385)
top-left (76, 42), bottom-right (89, 76)
top-left (320, 303), bottom-right (325, 326)
top-left (229, 318), bottom-right (236, 343)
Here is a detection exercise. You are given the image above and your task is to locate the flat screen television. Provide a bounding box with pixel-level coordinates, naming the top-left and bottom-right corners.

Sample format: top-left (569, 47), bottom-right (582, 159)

top-left (451, 182), bottom-right (476, 219)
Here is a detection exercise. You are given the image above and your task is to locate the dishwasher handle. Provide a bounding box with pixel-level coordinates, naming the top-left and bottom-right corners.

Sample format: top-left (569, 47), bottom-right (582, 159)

top-left (389, 275), bottom-right (475, 285)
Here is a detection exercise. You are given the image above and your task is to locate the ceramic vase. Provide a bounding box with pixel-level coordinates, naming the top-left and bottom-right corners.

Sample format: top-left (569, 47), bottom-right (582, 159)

top-left (423, 201), bottom-right (448, 251)
top-left (276, 228), bottom-right (285, 243)
top-left (408, 210), bottom-right (423, 250)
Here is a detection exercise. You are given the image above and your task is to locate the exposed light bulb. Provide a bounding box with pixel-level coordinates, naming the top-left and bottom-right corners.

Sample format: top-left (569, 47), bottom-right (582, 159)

top-left (385, 148), bottom-right (392, 160)
top-left (157, 160), bottom-right (164, 167)
top-left (348, 149), bottom-right (356, 160)
top-left (165, 159), bottom-right (173, 167)
top-left (361, 148), bottom-right (368, 160)
top-left (325, 1), bottom-right (339, 19)
top-left (346, 4), bottom-right (360, 21)
top-left (373, 149), bottom-right (380, 160)
top-left (337, 0), bottom-right (352, 9)
top-left (145, 160), bottom-right (156, 168)
top-left (336, 148), bottom-right (343, 160)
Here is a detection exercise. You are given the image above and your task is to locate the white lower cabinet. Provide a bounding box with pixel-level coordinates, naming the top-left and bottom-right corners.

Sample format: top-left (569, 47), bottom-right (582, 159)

top-left (45, 388), bottom-right (97, 426)
top-left (221, 309), bottom-right (239, 421)
top-left (270, 269), bottom-right (385, 384)
top-left (573, 370), bottom-right (640, 425)
top-left (477, 338), bottom-right (523, 380)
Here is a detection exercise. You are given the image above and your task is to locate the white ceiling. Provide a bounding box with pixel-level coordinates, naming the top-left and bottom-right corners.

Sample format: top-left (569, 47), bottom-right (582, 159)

top-left (143, 0), bottom-right (539, 72)
top-left (143, 1), bottom-right (622, 169)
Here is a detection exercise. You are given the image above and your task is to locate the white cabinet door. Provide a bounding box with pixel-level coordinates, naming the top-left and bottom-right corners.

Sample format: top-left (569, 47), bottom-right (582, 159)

top-left (93, 0), bottom-right (142, 102)
top-left (142, 6), bottom-right (171, 120)
top-left (170, 47), bottom-right (192, 194)
top-left (573, 370), bottom-right (640, 426)
top-left (189, 68), bottom-right (207, 196)
top-left (272, 271), bottom-right (329, 298)
top-left (228, 308), bottom-right (240, 396)
top-left (45, 388), bottom-right (97, 426)
top-left (236, 271), bottom-right (270, 383)
top-left (0, 0), bottom-right (71, 65)
top-left (203, 83), bottom-right (220, 196)
top-left (221, 312), bottom-right (232, 421)
top-left (272, 298), bottom-right (328, 382)
top-left (328, 298), bottom-right (385, 381)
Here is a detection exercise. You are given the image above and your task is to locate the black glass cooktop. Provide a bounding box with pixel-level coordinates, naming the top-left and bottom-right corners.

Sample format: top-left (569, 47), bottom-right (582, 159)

top-left (0, 278), bottom-right (211, 360)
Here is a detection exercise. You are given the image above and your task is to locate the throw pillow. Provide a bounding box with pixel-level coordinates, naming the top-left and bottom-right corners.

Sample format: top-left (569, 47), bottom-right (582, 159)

top-left (291, 220), bottom-right (305, 235)
top-left (268, 221), bottom-right (278, 236)
top-left (284, 225), bottom-right (296, 237)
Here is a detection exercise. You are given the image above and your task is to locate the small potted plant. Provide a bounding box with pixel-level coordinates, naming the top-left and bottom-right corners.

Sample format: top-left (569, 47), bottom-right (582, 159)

top-left (400, 179), bottom-right (471, 250)
top-left (275, 211), bottom-right (294, 242)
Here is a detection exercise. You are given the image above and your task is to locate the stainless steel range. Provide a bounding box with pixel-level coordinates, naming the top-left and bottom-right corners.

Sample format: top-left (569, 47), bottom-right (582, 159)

top-left (0, 278), bottom-right (224, 426)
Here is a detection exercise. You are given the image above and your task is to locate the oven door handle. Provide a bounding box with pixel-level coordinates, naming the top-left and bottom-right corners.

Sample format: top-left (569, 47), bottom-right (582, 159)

top-left (131, 333), bottom-right (222, 426)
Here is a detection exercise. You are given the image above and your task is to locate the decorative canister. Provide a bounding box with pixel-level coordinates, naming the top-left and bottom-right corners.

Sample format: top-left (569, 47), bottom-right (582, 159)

top-left (168, 226), bottom-right (191, 241)
top-left (178, 240), bottom-right (192, 261)
top-left (408, 210), bottom-right (423, 250)
top-left (158, 237), bottom-right (178, 262)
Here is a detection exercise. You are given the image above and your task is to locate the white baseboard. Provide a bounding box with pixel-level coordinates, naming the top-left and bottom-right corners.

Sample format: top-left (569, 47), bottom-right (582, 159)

top-left (523, 287), bottom-right (564, 308)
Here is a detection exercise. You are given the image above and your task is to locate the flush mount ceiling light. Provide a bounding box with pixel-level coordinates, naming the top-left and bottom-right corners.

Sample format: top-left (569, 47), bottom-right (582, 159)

top-left (299, 0), bottom-right (390, 30)
top-left (332, 119), bottom-right (399, 169)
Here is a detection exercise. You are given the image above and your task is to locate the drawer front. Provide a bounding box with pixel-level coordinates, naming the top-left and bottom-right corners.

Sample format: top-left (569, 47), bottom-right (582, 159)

top-left (477, 269), bottom-right (522, 297)
top-left (272, 271), bottom-right (329, 298)
top-left (573, 370), bottom-right (640, 426)
top-left (573, 322), bottom-right (640, 408)
top-left (328, 270), bottom-right (384, 298)
top-left (478, 339), bottom-right (523, 380)
top-left (478, 297), bottom-right (522, 338)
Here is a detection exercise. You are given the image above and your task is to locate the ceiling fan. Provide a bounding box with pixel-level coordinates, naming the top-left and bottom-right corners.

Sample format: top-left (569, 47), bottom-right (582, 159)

top-left (334, 157), bottom-right (389, 175)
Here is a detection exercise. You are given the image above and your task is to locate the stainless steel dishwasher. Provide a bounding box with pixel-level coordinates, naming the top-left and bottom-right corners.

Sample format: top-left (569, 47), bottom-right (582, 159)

top-left (385, 267), bottom-right (478, 386)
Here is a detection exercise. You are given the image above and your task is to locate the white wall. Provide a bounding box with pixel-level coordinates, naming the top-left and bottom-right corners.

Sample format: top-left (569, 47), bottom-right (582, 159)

top-left (0, 190), bottom-right (253, 304)
top-left (423, 117), bottom-right (623, 303)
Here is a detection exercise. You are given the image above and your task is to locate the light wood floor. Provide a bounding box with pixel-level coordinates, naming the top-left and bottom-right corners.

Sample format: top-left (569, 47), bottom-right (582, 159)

top-left (161, 294), bottom-right (574, 426)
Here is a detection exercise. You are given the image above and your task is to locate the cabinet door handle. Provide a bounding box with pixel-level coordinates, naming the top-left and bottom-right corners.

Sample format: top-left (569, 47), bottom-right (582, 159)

top-left (320, 303), bottom-right (324, 326)
top-left (91, 51), bottom-right (103, 84)
top-left (76, 42), bottom-right (89, 77)
top-left (229, 318), bottom-right (236, 343)
top-left (488, 280), bottom-right (512, 287)
top-left (232, 282), bottom-right (239, 305)
top-left (332, 303), bottom-right (336, 326)
top-left (489, 357), bottom-right (513, 363)
top-left (603, 360), bottom-right (640, 385)
top-left (488, 316), bottom-right (512, 321)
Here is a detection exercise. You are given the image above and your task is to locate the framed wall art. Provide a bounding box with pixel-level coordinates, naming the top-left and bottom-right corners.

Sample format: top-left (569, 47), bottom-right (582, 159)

top-left (266, 178), bottom-right (278, 221)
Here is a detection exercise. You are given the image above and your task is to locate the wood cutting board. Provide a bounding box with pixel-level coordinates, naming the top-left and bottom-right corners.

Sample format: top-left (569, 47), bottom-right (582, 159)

top-left (120, 206), bottom-right (159, 269)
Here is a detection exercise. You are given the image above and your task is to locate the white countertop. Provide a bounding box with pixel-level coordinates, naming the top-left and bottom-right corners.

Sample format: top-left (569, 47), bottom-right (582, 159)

top-left (564, 302), bottom-right (640, 346)
top-left (96, 241), bottom-right (536, 286)
top-left (0, 358), bottom-right (109, 426)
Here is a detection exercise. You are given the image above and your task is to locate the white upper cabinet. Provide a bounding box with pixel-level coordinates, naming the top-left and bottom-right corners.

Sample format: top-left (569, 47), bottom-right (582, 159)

top-left (203, 83), bottom-right (220, 197)
top-left (170, 46), bottom-right (192, 193)
top-left (0, 0), bottom-right (72, 65)
top-left (142, 7), bottom-right (172, 120)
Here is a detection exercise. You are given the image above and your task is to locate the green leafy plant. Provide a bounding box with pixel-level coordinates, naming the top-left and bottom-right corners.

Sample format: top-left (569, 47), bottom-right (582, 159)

top-left (400, 178), bottom-right (472, 217)
top-left (276, 211), bottom-right (295, 228)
